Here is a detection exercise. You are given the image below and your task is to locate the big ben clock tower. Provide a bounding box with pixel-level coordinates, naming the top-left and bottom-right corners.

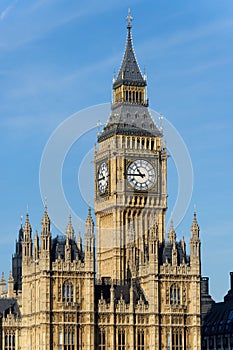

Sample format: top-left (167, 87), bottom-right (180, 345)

top-left (95, 12), bottom-right (168, 283)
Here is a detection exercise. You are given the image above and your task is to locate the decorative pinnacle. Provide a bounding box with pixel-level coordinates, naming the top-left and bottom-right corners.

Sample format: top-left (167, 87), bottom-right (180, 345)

top-left (126, 8), bottom-right (133, 29)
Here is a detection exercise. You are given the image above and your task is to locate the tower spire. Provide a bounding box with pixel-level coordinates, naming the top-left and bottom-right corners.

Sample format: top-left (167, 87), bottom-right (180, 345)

top-left (113, 10), bottom-right (146, 102)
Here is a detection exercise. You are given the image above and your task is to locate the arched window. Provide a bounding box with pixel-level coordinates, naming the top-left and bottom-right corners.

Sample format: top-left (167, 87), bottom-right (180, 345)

top-left (132, 137), bottom-right (135, 149)
top-left (118, 329), bottom-right (125, 350)
top-left (62, 281), bottom-right (73, 303)
top-left (5, 332), bottom-right (15, 350)
top-left (170, 284), bottom-right (180, 305)
top-left (60, 327), bottom-right (75, 350)
top-left (98, 328), bottom-right (106, 350)
top-left (172, 328), bottom-right (183, 350)
top-left (137, 329), bottom-right (145, 350)
top-left (59, 331), bottom-right (63, 350)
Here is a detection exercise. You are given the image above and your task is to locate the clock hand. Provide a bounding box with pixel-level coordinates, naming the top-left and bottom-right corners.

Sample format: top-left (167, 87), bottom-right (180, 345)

top-left (125, 173), bottom-right (145, 177)
top-left (136, 168), bottom-right (145, 178)
top-left (98, 176), bottom-right (105, 181)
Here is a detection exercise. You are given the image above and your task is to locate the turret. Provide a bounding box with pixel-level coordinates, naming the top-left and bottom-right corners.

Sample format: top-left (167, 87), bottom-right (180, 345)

top-left (65, 215), bottom-right (74, 261)
top-left (40, 206), bottom-right (51, 260)
top-left (8, 272), bottom-right (14, 298)
top-left (85, 207), bottom-right (95, 251)
top-left (190, 212), bottom-right (201, 272)
top-left (33, 230), bottom-right (39, 261)
top-left (12, 220), bottom-right (23, 292)
top-left (22, 212), bottom-right (32, 261)
top-left (77, 231), bottom-right (82, 252)
top-left (84, 208), bottom-right (95, 270)
top-left (38, 206), bottom-right (51, 271)
top-left (66, 214), bottom-right (75, 240)
top-left (0, 272), bottom-right (6, 296)
top-left (148, 222), bottom-right (159, 275)
top-left (168, 220), bottom-right (176, 244)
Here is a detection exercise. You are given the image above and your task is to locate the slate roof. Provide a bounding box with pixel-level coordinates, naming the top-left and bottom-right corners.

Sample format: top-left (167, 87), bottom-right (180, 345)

top-left (95, 281), bottom-right (148, 307)
top-left (202, 277), bottom-right (233, 336)
top-left (51, 235), bottom-right (83, 262)
top-left (98, 104), bottom-right (161, 142)
top-left (162, 241), bottom-right (189, 265)
top-left (113, 24), bottom-right (146, 89)
top-left (0, 298), bottom-right (20, 318)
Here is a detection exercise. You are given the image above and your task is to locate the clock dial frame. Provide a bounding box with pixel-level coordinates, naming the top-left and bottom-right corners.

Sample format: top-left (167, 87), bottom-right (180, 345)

top-left (126, 159), bottom-right (156, 191)
top-left (97, 162), bottom-right (109, 194)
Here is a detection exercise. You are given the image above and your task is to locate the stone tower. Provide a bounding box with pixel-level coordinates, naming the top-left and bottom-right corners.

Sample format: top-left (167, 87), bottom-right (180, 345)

top-left (95, 12), bottom-right (167, 283)
top-left (94, 11), bottom-right (201, 350)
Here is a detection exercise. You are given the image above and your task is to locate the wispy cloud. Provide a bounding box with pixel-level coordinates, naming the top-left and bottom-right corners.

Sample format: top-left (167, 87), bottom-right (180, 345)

top-left (0, 4), bottom-right (13, 21)
top-left (0, 1), bottom-right (127, 51)
top-left (138, 17), bottom-right (233, 58)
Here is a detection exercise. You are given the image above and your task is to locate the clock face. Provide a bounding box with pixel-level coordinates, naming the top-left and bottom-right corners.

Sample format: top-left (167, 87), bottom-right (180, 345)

top-left (97, 162), bottom-right (109, 194)
top-left (127, 159), bottom-right (156, 191)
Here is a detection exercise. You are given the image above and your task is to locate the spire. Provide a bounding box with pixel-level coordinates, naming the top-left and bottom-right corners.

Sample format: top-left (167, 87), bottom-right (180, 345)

top-left (190, 212), bottom-right (201, 271)
top-left (98, 10), bottom-right (161, 143)
top-left (66, 214), bottom-right (75, 240)
top-left (22, 212), bottom-right (33, 259)
top-left (23, 212), bottom-right (32, 240)
top-left (77, 230), bottom-right (82, 252)
top-left (40, 206), bottom-right (51, 256)
top-left (85, 207), bottom-right (95, 256)
top-left (41, 205), bottom-right (50, 235)
top-left (34, 230), bottom-right (39, 261)
top-left (168, 220), bottom-right (176, 243)
top-left (113, 9), bottom-right (146, 91)
top-left (85, 207), bottom-right (94, 237)
top-left (18, 215), bottom-right (23, 241)
top-left (191, 212), bottom-right (200, 238)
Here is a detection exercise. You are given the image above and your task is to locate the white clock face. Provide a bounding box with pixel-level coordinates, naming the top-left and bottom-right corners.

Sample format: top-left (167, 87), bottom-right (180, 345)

top-left (97, 162), bottom-right (109, 194)
top-left (127, 159), bottom-right (156, 191)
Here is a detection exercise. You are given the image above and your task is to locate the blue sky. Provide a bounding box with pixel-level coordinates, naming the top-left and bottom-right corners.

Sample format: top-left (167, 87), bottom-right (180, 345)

top-left (0, 0), bottom-right (233, 301)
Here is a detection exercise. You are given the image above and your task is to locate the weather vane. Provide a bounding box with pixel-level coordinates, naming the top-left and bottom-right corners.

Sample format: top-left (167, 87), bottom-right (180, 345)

top-left (126, 8), bottom-right (133, 27)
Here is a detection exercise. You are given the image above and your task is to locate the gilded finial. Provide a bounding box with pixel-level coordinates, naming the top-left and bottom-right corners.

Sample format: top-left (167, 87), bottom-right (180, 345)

top-left (126, 8), bottom-right (133, 29)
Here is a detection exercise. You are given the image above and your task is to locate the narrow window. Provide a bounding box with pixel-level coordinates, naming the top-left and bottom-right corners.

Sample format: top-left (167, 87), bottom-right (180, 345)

top-left (118, 329), bottom-right (126, 350)
top-left (63, 281), bottom-right (74, 303)
top-left (170, 284), bottom-right (180, 305)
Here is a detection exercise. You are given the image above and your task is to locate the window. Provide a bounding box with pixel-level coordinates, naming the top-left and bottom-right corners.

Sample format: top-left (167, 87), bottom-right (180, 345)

top-left (170, 284), bottom-right (180, 305)
top-left (5, 332), bottom-right (15, 350)
top-left (172, 329), bottom-right (182, 350)
top-left (59, 331), bottom-right (63, 350)
top-left (64, 328), bottom-right (75, 350)
top-left (137, 329), bottom-right (144, 350)
top-left (167, 332), bottom-right (171, 350)
top-left (118, 329), bottom-right (125, 350)
top-left (98, 329), bottom-right (106, 350)
top-left (59, 328), bottom-right (75, 350)
top-left (62, 281), bottom-right (73, 303)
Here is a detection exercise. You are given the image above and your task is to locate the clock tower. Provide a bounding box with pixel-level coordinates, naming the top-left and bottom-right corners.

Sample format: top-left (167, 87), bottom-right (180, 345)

top-left (94, 14), bottom-right (168, 283)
